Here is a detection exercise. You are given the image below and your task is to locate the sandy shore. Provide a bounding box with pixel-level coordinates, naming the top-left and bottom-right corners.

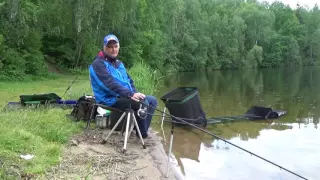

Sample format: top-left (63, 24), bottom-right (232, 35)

top-left (44, 128), bottom-right (177, 180)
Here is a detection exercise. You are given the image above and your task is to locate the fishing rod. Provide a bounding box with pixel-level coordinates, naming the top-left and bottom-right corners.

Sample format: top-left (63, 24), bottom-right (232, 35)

top-left (62, 74), bottom-right (80, 98)
top-left (148, 112), bottom-right (270, 125)
top-left (138, 101), bottom-right (309, 180)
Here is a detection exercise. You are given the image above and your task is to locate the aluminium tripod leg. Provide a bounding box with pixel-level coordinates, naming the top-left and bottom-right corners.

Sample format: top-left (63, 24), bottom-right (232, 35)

top-left (166, 123), bottom-right (175, 177)
top-left (161, 107), bottom-right (167, 143)
top-left (123, 111), bottom-right (132, 153)
top-left (120, 111), bottom-right (134, 136)
top-left (101, 111), bottom-right (126, 144)
top-left (128, 115), bottom-right (135, 138)
top-left (132, 113), bottom-right (146, 149)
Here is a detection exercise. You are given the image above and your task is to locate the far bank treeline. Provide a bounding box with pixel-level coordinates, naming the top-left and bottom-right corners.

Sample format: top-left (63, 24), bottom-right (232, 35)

top-left (0, 0), bottom-right (320, 79)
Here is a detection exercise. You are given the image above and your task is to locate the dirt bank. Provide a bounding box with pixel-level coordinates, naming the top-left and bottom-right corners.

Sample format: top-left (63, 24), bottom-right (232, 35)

top-left (44, 128), bottom-right (177, 180)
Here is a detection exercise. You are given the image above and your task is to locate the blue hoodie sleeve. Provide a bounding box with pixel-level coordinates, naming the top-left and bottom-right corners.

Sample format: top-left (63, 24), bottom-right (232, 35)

top-left (91, 59), bottom-right (134, 98)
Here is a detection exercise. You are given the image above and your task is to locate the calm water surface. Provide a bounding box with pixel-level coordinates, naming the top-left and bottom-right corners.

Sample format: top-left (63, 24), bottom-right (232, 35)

top-left (153, 67), bottom-right (320, 180)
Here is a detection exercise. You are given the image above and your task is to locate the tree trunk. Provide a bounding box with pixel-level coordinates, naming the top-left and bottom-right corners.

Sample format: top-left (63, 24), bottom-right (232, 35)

top-left (75, 41), bottom-right (83, 68)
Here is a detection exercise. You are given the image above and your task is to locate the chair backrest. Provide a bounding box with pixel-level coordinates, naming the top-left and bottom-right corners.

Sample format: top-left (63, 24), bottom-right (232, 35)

top-left (88, 65), bottom-right (94, 93)
top-left (88, 65), bottom-right (113, 117)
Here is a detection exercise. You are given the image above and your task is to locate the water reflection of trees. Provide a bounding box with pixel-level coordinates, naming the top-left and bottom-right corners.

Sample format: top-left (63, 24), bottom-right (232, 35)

top-left (157, 67), bottom-right (320, 141)
top-left (297, 117), bottom-right (320, 129)
top-left (206, 121), bottom-right (292, 140)
top-left (160, 127), bottom-right (211, 176)
top-left (159, 121), bottom-right (292, 176)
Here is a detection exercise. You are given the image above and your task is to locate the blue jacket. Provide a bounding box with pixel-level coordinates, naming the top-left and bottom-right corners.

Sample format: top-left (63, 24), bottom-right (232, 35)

top-left (89, 51), bottom-right (137, 106)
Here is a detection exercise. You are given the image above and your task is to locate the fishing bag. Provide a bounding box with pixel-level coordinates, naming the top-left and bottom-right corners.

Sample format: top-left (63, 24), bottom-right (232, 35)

top-left (19, 93), bottom-right (62, 105)
top-left (70, 95), bottom-right (96, 121)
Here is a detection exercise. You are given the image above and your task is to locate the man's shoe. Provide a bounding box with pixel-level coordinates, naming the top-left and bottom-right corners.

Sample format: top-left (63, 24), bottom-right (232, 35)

top-left (142, 134), bottom-right (148, 139)
top-left (136, 133), bottom-right (148, 139)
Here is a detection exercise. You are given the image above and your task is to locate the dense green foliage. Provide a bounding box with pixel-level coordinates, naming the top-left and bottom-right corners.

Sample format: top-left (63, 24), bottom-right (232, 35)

top-left (0, 0), bottom-right (320, 78)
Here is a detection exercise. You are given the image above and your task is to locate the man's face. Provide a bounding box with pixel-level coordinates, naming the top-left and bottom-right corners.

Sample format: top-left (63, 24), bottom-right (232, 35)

top-left (104, 41), bottom-right (119, 58)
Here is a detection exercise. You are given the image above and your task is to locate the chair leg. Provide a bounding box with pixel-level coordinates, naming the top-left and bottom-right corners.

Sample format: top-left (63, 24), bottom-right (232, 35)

top-left (86, 105), bottom-right (96, 131)
top-left (106, 115), bottom-right (110, 128)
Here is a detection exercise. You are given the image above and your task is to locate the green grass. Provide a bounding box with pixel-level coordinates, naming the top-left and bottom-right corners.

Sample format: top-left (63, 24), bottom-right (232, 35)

top-left (0, 74), bottom-right (88, 179)
top-left (0, 62), bottom-right (159, 179)
top-left (128, 61), bottom-right (162, 95)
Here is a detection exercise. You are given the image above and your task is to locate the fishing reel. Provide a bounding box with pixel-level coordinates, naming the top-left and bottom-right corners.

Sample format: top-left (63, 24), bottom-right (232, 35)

top-left (137, 99), bottom-right (149, 119)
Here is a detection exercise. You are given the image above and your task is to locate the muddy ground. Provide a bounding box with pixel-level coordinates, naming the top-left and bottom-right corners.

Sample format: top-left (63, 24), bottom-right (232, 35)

top-left (43, 128), bottom-right (177, 180)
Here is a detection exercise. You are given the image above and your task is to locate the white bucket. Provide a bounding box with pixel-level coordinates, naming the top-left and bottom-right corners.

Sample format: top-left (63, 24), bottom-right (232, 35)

top-left (95, 115), bottom-right (107, 129)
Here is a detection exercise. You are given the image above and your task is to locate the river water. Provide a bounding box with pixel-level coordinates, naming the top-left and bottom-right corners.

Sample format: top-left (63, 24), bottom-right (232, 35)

top-left (153, 67), bottom-right (320, 180)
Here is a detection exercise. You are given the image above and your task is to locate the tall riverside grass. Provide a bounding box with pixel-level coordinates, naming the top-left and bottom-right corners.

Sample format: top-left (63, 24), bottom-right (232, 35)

top-left (128, 62), bottom-right (161, 95)
top-left (0, 62), bottom-right (158, 179)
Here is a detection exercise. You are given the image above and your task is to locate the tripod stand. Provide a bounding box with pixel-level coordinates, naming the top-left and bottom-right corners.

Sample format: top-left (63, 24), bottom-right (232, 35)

top-left (101, 104), bottom-right (146, 153)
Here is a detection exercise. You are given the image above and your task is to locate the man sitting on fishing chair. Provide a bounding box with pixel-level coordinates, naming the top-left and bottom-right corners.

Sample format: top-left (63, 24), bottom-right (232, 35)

top-left (89, 33), bottom-right (157, 139)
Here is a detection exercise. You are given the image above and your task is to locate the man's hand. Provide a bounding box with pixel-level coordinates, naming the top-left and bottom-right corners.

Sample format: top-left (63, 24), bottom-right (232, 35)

top-left (131, 92), bottom-right (146, 102)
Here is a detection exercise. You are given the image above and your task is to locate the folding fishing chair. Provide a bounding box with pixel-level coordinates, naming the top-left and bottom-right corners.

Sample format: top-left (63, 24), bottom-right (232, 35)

top-left (85, 98), bottom-right (120, 130)
top-left (85, 66), bottom-right (120, 130)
